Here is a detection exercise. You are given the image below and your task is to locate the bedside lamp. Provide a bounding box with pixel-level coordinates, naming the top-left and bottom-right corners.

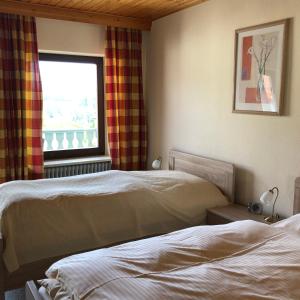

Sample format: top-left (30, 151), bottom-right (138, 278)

top-left (260, 187), bottom-right (279, 223)
top-left (152, 157), bottom-right (162, 170)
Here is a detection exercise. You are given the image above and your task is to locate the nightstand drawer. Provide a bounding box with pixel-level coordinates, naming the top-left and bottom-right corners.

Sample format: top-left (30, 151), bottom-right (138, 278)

top-left (206, 211), bottom-right (232, 225)
top-left (206, 204), bottom-right (268, 225)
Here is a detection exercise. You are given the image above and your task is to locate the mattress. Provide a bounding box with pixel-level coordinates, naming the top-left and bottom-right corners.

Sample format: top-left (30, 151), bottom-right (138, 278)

top-left (0, 170), bottom-right (228, 272)
top-left (40, 215), bottom-right (300, 300)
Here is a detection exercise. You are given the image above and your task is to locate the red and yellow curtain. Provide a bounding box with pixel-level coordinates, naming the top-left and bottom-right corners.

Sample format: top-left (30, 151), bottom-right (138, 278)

top-left (105, 26), bottom-right (147, 170)
top-left (0, 14), bottom-right (43, 183)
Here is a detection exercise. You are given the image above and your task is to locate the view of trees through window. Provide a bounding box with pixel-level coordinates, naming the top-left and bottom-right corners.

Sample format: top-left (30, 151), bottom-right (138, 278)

top-left (39, 60), bottom-right (99, 152)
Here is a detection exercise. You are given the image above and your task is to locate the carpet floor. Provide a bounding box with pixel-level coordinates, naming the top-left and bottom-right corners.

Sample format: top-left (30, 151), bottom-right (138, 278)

top-left (5, 288), bottom-right (25, 300)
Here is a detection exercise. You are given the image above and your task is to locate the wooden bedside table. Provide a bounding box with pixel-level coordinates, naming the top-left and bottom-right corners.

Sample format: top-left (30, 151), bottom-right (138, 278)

top-left (207, 204), bottom-right (269, 225)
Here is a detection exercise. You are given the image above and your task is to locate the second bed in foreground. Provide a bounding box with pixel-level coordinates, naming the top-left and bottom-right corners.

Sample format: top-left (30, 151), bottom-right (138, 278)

top-left (37, 215), bottom-right (300, 299)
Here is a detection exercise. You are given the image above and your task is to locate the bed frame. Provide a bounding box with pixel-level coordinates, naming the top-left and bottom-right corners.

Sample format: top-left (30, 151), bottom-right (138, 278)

top-left (169, 150), bottom-right (235, 202)
top-left (294, 177), bottom-right (300, 215)
top-left (0, 150), bottom-right (235, 299)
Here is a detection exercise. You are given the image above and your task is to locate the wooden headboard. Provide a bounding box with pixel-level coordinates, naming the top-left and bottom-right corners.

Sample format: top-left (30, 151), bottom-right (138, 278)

top-left (294, 177), bottom-right (300, 214)
top-left (169, 150), bottom-right (235, 202)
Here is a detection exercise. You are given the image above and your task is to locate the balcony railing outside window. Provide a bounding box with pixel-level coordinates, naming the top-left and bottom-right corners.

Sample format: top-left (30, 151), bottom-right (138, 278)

top-left (43, 129), bottom-right (98, 151)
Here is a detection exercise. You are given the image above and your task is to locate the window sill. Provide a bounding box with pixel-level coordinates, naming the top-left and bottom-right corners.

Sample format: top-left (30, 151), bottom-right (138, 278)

top-left (44, 156), bottom-right (111, 168)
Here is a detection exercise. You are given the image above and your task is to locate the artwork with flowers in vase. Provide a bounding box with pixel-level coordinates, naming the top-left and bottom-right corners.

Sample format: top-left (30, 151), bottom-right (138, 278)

top-left (233, 19), bottom-right (289, 115)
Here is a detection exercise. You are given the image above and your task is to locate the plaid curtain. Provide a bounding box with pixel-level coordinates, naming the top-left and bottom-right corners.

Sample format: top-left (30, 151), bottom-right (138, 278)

top-left (105, 27), bottom-right (147, 170)
top-left (0, 14), bottom-right (43, 183)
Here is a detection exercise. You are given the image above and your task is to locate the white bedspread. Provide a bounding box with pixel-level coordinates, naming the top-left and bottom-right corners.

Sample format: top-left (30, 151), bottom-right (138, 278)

top-left (41, 215), bottom-right (300, 300)
top-left (0, 170), bottom-right (227, 272)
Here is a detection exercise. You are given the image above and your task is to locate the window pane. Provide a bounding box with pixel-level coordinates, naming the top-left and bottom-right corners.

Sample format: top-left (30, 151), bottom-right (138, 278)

top-left (40, 60), bottom-right (98, 152)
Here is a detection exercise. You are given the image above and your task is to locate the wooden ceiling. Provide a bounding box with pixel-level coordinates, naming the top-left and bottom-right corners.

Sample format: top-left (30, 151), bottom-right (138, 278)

top-left (0, 0), bottom-right (208, 30)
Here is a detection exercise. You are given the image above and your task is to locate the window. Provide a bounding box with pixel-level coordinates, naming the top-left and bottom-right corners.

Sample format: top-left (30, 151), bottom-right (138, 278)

top-left (39, 53), bottom-right (104, 160)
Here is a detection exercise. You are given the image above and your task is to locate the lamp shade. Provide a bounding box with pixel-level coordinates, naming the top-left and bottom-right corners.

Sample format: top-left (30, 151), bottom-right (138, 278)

top-left (259, 187), bottom-right (279, 223)
top-left (260, 190), bottom-right (274, 205)
top-left (152, 158), bottom-right (161, 170)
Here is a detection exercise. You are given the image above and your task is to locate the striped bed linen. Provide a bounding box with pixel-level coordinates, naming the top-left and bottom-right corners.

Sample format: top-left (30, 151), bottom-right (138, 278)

top-left (40, 215), bottom-right (300, 300)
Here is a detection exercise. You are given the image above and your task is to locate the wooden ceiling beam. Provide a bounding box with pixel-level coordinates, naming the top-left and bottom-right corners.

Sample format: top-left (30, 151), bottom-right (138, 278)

top-left (0, 0), bottom-right (152, 31)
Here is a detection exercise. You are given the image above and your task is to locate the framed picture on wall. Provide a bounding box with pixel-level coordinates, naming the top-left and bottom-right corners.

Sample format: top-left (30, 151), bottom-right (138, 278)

top-left (233, 19), bottom-right (289, 115)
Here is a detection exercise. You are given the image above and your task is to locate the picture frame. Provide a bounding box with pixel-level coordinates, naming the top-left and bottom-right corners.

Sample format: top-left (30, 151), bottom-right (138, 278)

top-left (233, 19), bottom-right (289, 115)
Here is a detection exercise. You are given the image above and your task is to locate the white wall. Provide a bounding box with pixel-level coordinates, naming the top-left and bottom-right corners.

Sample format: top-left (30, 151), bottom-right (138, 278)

top-left (147, 0), bottom-right (300, 217)
top-left (36, 18), bottom-right (106, 55)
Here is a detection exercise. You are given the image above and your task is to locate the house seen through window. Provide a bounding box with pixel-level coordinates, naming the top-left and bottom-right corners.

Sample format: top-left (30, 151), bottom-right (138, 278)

top-left (39, 53), bottom-right (104, 160)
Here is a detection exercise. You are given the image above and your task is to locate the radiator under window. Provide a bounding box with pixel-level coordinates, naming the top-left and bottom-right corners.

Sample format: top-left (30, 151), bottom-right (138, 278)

top-left (44, 157), bottom-right (111, 178)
